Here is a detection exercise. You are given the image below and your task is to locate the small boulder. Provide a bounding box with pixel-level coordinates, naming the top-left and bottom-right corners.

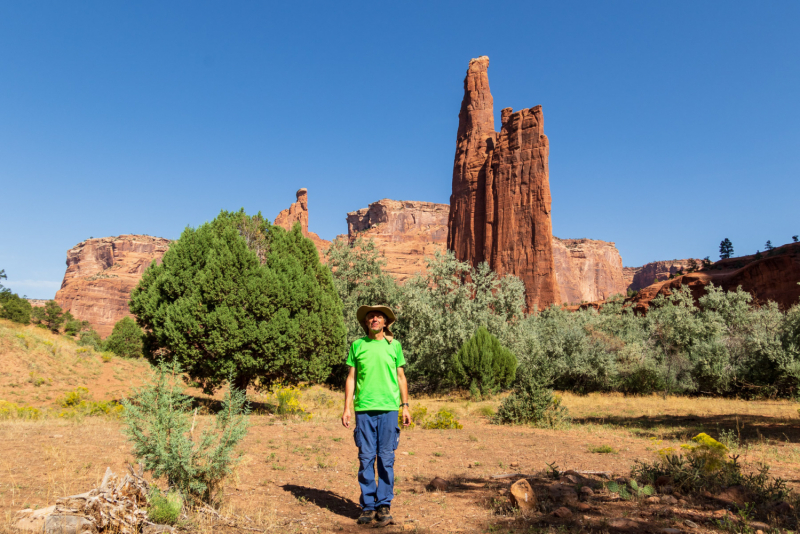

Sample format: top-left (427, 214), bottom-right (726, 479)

top-left (645, 496), bottom-right (661, 504)
top-left (716, 485), bottom-right (751, 506)
top-left (660, 529), bottom-right (681, 534)
top-left (13, 506), bottom-right (56, 532)
top-left (684, 520), bottom-right (698, 529)
top-left (509, 479), bottom-right (536, 512)
top-left (576, 502), bottom-right (591, 512)
top-left (552, 507), bottom-right (572, 518)
top-left (427, 477), bottom-right (448, 492)
top-left (580, 486), bottom-right (594, 499)
top-left (510, 462), bottom-right (519, 468)
top-left (770, 501), bottom-right (794, 515)
top-left (660, 495), bottom-right (678, 505)
top-left (44, 514), bottom-right (95, 534)
top-left (609, 518), bottom-right (639, 530)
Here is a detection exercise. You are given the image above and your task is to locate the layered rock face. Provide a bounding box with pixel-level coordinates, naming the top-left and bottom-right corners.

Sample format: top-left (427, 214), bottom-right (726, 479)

top-left (348, 198), bottom-right (625, 302)
top-left (623, 259), bottom-right (702, 292)
top-left (553, 238), bottom-right (627, 304)
top-left (274, 188), bottom-right (331, 258)
top-left (630, 243), bottom-right (800, 312)
top-left (447, 56), bottom-right (560, 310)
top-left (346, 199), bottom-right (449, 283)
top-left (54, 235), bottom-right (171, 337)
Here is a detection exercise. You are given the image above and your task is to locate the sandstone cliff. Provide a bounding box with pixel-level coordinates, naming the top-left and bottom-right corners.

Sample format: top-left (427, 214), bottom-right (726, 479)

top-left (623, 259), bottom-right (702, 292)
top-left (630, 243), bottom-right (800, 312)
top-left (274, 188), bottom-right (331, 258)
top-left (54, 235), bottom-right (171, 337)
top-left (346, 199), bottom-right (449, 283)
top-left (553, 238), bottom-right (627, 304)
top-left (447, 56), bottom-right (560, 310)
top-left (348, 198), bottom-right (625, 302)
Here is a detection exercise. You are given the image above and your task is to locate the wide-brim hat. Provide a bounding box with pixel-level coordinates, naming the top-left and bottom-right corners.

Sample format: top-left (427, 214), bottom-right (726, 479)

top-left (357, 305), bottom-right (396, 341)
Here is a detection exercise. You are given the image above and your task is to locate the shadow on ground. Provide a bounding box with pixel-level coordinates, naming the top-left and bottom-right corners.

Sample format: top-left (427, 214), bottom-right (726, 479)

top-left (574, 413), bottom-right (800, 443)
top-left (280, 484), bottom-right (361, 519)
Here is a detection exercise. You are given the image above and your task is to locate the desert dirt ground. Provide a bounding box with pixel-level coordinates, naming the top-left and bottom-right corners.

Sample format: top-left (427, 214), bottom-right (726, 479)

top-left (1, 386), bottom-right (800, 534)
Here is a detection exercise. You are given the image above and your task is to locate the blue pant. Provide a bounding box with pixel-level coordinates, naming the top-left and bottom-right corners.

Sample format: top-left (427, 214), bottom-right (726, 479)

top-left (354, 410), bottom-right (399, 510)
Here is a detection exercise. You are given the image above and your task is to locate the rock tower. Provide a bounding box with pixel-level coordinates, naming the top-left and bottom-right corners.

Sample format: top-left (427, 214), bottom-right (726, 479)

top-left (447, 56), bottom-right (560, 310)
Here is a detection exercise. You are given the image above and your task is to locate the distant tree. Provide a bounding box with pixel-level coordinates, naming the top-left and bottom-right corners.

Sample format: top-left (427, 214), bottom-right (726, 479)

top-left (754, 250), bottom-right (762, 260)
top-left (719, 238), bottom-right (734, 259)
top-left (0, 293), bottom-right (32, 324)
top-left (40, 300), bottom-right (65, 333)
top-left (793, 235), bottom-right (799, 243)
top-left (765, 240), bottom-right (774, 251)
top-left (702, 256), bottom-right (713, 269)
top-left (105, 317), bottom-right (144, 358)
top-left (687, 259), bottom-right (698, 272)
top-left (64, 317), bottom-right (91, 337)
top-left (0, 269), bottom-right (6, 294)
top-left (30, 306), bottom-right (46, 325)
top-left (130, 210), bottom-right (346, 393)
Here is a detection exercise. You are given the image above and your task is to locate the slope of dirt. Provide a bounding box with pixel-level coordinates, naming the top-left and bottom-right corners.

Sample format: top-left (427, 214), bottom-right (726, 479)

top-left (0, 319), bottom-right (152, 410)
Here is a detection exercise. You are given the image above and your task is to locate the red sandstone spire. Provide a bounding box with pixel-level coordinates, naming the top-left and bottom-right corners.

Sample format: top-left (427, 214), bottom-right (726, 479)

top-left (447, 57), bottom-right (560, 310)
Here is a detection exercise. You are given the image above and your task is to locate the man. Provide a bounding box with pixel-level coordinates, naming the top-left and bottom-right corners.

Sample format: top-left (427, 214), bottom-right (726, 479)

top-left (342, 305), bottom-right (411, 527)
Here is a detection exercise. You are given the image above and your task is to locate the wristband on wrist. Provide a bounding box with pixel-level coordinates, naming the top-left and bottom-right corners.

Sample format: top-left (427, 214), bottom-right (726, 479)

top-left (401, 402), bottom-right (409, 407)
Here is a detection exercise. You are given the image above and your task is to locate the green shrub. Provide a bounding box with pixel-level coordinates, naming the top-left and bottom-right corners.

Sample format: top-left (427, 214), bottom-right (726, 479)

top-left (0, 400), bottom-right (41, 420)
top-left (474, 405), bottom-right (495, 418)
top-left (121, 361), bottom-right (250, 504)
top-left (130, 210), bottom-right (346, 393)
top-left (0, 292), bottom-right (32, 324)
top-left (147, 487), bottom-right (183, 525)
top-left (451, 326), bottom-right (516, 396)
top-left (421, 408), bottom-right (462, 430)
top-left (105, 317), bottom-right (143, 358)
top-left (77, 329), bottom-right (104, 351)
top-left (493, 370), bottom-right (570, 428)
top-left (57, 387), bottom-right (124, 418)
top-left (400, 405), bottom-right (430, 430)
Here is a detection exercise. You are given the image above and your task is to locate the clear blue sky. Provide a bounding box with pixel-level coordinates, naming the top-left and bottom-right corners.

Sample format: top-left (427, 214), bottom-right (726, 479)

top-left (1, 1), bottom-right (798, 298)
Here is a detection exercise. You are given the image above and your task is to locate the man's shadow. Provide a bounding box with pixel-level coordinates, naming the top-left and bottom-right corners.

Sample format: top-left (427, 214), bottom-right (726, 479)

top-left (280, 484), bottom-right (361, 519)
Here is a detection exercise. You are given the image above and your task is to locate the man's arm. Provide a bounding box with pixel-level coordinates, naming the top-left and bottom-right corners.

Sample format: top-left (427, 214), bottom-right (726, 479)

top-left (397, 366), bottom-right (411, 427)
top-left (341, 366), bottom-right (356, 428)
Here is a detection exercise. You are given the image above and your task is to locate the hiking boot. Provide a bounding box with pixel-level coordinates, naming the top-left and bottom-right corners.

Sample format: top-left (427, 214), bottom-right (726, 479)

top-left (357, 510), bottom-right (375, 525)
top-left (375, 505), bottom-right (393, 527)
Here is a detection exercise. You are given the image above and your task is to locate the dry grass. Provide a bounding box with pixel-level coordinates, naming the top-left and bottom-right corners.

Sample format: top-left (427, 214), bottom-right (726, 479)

top-left (0, 318), bottom-right (152, 411)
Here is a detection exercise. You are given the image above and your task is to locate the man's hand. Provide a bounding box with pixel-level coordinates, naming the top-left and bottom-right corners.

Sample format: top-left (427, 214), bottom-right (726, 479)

top-left (341, 409), bottom-right (351, 428)
top-left (402, 406), bottom-right (412, 427)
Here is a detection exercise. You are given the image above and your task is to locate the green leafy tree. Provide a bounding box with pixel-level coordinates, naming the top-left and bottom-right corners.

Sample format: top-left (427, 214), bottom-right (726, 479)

top-left (0, 269), bottom-right (6, 294)
top-left (105, 317), bottom-right (144, 358)
top-left (397, 251), bottom-right (526, 389)
top-left (719, 238), bottom-right (734, 259)
top-left (121, 362), bottom-right (249, 504)
top-left (451, 326), bottom-right (517, 396)
top-left (493, 367), bottom-right (570, 427)
top-left (0, 292), bottom-right (32, 324)
top-left (324, 236), bottom-right (400, 385)
top-left (130, 210), bottom-right (346, 393)
top-left (40, 300), bottom-right (65, 333)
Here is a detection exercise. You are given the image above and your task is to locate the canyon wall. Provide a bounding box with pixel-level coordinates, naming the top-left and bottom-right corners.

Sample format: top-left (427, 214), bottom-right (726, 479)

top-left (447, 56), bottom-right (559, 310)
top-left (348, 198), bottom-right (626, 302)
top-left (346, 199), bottom-right (448, 283)
top-left (54, 235), bottom-right (171, 337)
top-left (623, 259), bottom-right (702, 292)
top-left (553, 238), bottom-right (627, 304)
top-left (630, 243), bottom-right (800, 312)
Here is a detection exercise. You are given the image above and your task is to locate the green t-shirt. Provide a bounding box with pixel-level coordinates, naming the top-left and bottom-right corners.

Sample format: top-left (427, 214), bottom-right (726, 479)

top-left (346, 336), bottom-right (406, 412)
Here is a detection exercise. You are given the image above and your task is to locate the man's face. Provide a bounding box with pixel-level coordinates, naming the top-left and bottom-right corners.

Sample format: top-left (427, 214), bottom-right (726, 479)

top-left (365, 311), bottom-right (386, 333)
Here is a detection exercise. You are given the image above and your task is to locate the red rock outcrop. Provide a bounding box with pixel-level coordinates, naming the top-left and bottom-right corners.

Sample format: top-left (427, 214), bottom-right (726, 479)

top-left (447, 56), bottom-right (560, 310)
top-left (553, 238), bottom-right (627, 304)
top-left (348, 198), bottom-right (625, 300)
top-left (274, 188), bottom-right (331, 258)
top-left (623, 259), bottom-right (702, 292)
top-left (54, 235), bottom-right (171, 337)
top-left (346, 199), bottom-right (449, 283)
top-left (630, 243), bottom-right (800, 312)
